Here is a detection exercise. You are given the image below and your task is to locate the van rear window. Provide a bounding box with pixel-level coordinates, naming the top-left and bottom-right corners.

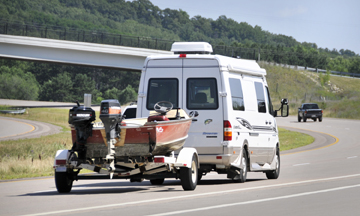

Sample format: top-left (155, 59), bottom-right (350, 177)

top-left (187, 78), bottom-right (218, 110)
top-left (147, 78), bottom-right (178, 110)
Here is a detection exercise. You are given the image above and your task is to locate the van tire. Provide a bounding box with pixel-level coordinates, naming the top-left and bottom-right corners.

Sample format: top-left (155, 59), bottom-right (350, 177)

top-left (266, 148), bottom-right (280, 179)
top-left (180, 154), bottom-right (198, 191)
top-left (233, 150), bottom-right (248, 183)
top-left (55, 171), bottom-right (73, 193)
top-left (150, 178), bottom-right (165, 185)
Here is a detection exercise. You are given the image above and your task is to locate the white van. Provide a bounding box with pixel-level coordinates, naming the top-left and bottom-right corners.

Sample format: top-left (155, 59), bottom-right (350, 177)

top-left (136, 42), bottom-right (289, 182)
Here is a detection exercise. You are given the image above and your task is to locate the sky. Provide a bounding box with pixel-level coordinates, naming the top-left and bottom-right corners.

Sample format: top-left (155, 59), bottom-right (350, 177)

top-left (148, 0), bottom-right (360, 54)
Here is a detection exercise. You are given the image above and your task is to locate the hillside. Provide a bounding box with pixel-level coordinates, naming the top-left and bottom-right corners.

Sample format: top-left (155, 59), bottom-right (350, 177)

top-left (263, 63), bottom-right (360, 119)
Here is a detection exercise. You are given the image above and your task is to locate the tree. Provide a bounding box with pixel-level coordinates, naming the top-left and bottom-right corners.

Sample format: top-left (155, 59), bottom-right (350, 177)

top-left (40, 72), bottom-right (74, 102)
top-left (0, 65), bottom-right (39, 100)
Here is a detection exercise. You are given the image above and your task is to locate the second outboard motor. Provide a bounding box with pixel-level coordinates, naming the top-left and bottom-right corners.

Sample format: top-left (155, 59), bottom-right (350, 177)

top-left (68, 101), bottom-right (95, 161)
top-left (99, 99), bottom-right (122, 175)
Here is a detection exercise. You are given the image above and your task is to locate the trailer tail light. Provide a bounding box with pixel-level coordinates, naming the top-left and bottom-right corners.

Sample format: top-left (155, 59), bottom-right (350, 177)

top-left (56, 159), bottom-right (67, 165)
top-left (224, 120), bottom-right (232, 141)
top-left (154, 157), bottom-right (165, 163)
top-left (179, 54), bottom-right (187, 58)
top-left (216, 156), bottom-right (222, 159)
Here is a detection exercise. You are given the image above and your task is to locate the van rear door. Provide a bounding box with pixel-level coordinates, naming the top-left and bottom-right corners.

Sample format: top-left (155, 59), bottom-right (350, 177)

top-left (140, 59), bottom-right (183, 117)
top-left (182, 59), bottom-right (224, 155)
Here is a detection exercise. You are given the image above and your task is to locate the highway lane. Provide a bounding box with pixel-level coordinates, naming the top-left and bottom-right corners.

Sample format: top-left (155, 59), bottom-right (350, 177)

top-left (0, 116), bottom-right (359, 216)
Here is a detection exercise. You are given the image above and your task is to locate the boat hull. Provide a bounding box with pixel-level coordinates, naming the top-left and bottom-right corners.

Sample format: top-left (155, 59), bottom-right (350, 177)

top-left (71, 118), bottom-right (192, 157)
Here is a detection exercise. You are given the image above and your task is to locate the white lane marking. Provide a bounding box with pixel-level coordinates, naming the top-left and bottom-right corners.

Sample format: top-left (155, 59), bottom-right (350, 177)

top-left (293, 163), bottom-right (310, 166)
top-left (347, 156), bottom-right (358, 159)
top-left (22, 173), bottom-right (360, 216)
top-left (147, 184), bottom-right (360, 216)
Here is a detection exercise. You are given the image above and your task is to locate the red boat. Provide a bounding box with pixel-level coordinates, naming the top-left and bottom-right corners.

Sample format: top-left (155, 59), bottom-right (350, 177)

top-left (70, 109), bottom-right (192, 158)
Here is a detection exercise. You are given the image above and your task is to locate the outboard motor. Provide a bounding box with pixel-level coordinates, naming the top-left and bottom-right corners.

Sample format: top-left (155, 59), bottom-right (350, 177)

top-left (68, 101), bottom-right (95, 161)
top-left (99, 99), bottom-right (122, 175)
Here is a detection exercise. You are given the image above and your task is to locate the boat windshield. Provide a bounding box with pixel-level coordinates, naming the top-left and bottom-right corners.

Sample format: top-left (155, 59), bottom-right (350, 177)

top-left (147, 78), bottom-right (179, 110)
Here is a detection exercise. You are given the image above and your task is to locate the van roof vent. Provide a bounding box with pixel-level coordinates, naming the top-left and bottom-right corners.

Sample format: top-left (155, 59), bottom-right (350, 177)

top-left (171, 42), bottom-right (213, 54)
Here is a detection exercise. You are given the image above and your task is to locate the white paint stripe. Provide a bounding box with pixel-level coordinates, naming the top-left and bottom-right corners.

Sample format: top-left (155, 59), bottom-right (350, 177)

top-left (147, 184), bottom-right (360, 216)
top-left (347, 156), bottom-right (358, 159)
top-left (293, 163), bottom-right (310, 166)
top-left (22, 173), bottom-right (360, 216)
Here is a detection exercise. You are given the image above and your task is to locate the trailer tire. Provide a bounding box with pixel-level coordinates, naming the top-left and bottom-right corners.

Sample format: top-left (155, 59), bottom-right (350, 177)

top-left (180, 154), bottom-right (198, 191)
top-left (150, 178), bottom-right (165, 185)
top-left (55, 171), bottom-right (73, 193)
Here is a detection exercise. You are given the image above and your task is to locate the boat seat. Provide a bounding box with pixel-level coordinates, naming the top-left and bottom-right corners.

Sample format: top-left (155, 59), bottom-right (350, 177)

top-left (147, 115), bottom-right (170, 122)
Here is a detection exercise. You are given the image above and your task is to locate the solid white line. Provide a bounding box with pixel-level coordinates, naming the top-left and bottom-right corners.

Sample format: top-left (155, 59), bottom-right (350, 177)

top-left (293, 163), bottom-right (310, 166)
top-left (347, 156), bottom-right (358, 159)
top-left (147, 184), bottom-right (360, 216)
top-left (22, 173), bottom-right (360, 216)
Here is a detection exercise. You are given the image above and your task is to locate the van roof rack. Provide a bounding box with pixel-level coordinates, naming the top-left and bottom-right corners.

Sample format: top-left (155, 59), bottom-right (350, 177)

top-left (171, 42), bottom-right (213, 54)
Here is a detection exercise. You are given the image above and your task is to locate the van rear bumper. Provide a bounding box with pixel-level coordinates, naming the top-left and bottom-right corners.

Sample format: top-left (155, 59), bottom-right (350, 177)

top-left (199, 154), bottom-right (233, 165)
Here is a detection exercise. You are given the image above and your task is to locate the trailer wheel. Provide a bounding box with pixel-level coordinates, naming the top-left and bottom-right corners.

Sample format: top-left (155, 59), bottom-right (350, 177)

top-left (266, 148), bottom-right (280, 179)
top-left (180, 154), bottom-right (198, 191)
top-left (298, 115), bottom-right (301, 122)
top-left (303, 116), bottom-right (307, 122)
top-left (55, 171), bottom-right (73, 193)
top-left (319, 117), bottom-right (322, 122)
top-left (150, 178), bottom-right (165, 185)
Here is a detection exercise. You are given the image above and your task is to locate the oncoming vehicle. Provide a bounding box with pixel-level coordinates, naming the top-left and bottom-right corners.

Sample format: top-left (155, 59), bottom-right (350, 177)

top-left (298, 103), bottom-right (323, 122)
top-left (136, 42), bottom-right (289, 183)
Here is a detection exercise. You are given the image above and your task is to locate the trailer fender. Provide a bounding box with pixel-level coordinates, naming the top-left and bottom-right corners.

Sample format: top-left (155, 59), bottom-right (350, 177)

top-left (54, 150), bottom-right (70, 172)
top-left (175, 148), bottom-right (199, 169)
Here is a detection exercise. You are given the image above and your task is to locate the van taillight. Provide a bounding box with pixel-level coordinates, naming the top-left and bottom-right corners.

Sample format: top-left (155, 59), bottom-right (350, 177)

top-left (224, 120), bottom-right (232, 141)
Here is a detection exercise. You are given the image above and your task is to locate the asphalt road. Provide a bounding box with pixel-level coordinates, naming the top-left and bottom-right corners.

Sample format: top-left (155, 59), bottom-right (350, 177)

top-left (0, 116), bottom-right (359, 216)
top-left (0, 116), bottom-right (62, 141)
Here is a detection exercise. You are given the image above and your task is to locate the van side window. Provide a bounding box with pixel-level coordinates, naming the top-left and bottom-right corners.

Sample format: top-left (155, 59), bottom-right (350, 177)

top-left (187, 78), bottom-right (218, 110)
top-left (265, 86), bottom-right (274, 115)
top-left (254, 82), bottom-right (266, 113)
top-left (146, 78), bottom-right (178, 110)
top-left (229, 78), bottom-right (245, 111)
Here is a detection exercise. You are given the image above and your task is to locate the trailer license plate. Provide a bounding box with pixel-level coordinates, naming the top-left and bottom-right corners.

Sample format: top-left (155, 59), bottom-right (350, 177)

top-left (56, 166), bottom-right (67, 172)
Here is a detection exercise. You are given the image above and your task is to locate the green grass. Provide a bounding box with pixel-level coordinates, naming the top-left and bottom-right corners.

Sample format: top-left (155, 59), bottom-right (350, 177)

top-left (278, 128), bottom-right (315, 151)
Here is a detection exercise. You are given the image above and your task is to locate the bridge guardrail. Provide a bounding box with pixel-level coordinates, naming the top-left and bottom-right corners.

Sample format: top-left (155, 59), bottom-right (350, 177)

top-left (0, 20), bottom-right (175, 51)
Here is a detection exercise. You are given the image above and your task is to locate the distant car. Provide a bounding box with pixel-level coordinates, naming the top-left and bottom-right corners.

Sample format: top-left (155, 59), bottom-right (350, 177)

top-left (298, 103), bottom-right (323, 122)
top-left (122, 104), bottom-right (137, 119)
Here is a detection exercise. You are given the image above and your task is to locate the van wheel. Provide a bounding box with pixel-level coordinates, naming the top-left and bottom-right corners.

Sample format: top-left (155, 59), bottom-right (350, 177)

top-left (180, 154), bottom-right (198, 191)
top-left (55, 171), bottom-right (73, 193)
top-left (266, 149), bottom-right (280, 179)
top-left (150, 178), bottom-right (165, 185)
top-left (233, 150), bottom-right (248, 183)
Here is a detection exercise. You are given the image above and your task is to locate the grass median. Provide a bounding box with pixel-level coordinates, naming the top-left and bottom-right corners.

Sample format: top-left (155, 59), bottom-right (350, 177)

top-left (1, 108), bottom-right (314, 180)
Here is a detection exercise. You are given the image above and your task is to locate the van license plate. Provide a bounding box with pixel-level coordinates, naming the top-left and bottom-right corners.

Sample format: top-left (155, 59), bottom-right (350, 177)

top-left (56, 166), bottom-right (67, 172)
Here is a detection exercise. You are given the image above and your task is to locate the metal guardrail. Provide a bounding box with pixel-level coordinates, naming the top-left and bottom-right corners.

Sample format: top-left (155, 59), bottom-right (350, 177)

top-left (263, 62), bottom-right (360, 78)
top-left (0, 20), bottom-right (175, 51)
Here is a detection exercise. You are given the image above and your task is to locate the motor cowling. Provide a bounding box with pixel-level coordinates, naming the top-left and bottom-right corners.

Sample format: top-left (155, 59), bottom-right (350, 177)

top-left (99, 99), bottom-right (122, 140)
top-left (68, 103), bottom-right (96, 161)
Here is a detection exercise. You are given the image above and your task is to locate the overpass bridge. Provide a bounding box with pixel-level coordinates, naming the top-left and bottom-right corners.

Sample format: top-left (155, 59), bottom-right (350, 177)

top-left (0, 34), bottom-right (172, 72)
